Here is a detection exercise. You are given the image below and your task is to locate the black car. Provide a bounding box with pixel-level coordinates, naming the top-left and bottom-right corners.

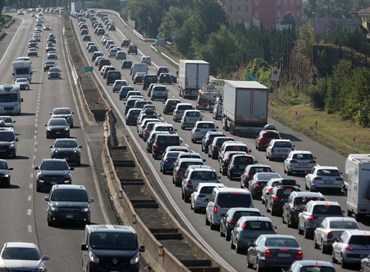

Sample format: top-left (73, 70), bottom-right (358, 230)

top-left (48, 67), bottom-right (62, 79)
top-left (143, 74), bottom-right (158, 90)
top-left (152, 134), bottom-right (181, 159)
top-left (35, 159), bottom-right (73, 192)
top-left (43, 60), bottom-right (56, 71)
top-left (227, 154), bottom-right (256, 180)
top-left (128, 44), bottom-right (138, 54)
top-left (91, 51), bottom-right (103, 62)
top-left (219, 151), bottom-right (246, 176)
top-left (158, 73), bottom-right (172, 84)
top-left (121, 38), bottom-right (131, 47)
top-left (125, 108), bottom-right (141, 126)
top-left (266, 185), bottom-right (301, 216)
top-left (201, 131), bottom-right (225, 154)
top-left (45, 118), bottom-right (70, 139)
top-left (0, 129), bottom-right (18, 158)
top-left (50, 138), bottom-right (82, 165)
top-left (0, 159), bottom-right (13, 187)
top-left (125, 98), bottom-right (143, 115)
top-left (119, 86), bottom-right (135, 100)
top-left (45, 184), bottom-right (93, 226)
top-left (163, 99), bottom-right (181, 115)
top-left (121, 60), bottom-right (132, 69)
top-left (106, 70), bottom-right (121, 85)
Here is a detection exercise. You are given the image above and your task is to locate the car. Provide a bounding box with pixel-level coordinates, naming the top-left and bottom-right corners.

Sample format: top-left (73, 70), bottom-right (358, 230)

top-left (158, 73), bottom-right (172, 84)
top-left (80, 28), bottom-right (89, 35)
top-left (287, 260), bottom-right (336, 272)
top-left (44, 24), bottom-right (51, 30)
top-left (48, 67), bottom-right (62, 79)
top-left (146, 130), bottom-right (169, 153)
top-left (205, 187), bottom-right (254, 230)
top-left (101, 65), bottom-right (115, 77)
top-left (230, 216), bottom-right (277, 254)
top-left (191, 182), bottom-right (225, 213)
top-left (219, 151), bottom-right (247, 175)
top-left (91, 51), bottom-right (103, 62)
top-left (0, 159), bottom-right (12, 187)
top-left (261, 178), bottom-right (298, 205)
top-left (249, 172), bottom-right (282, 199)
top-left (43, 60), bottom-right (56, 71)
top-left (298, 200), bottom-right (344, 239)
top-left (50, 138), bottom-right (82, 165)
top-left (50, 107), bottom-right (74, 127)
top-left (191, 121), bottom-right (217, 143)
top-left (106, 70), bottom-right (122, 85)
top-left (152, 133), bottom-right (181, 159)
top-left (140, 56), bottom-right (151, 65)
top-left (181, 110), bottom-right (202, 129)
top-left (265, 184), bottom-right (301, 215)
top-left (82, 34), bottom-right (91, 41)
top-left (284, 150), bottom-right (317, 175)
top-left (17, 10), bottom-right (24, 15)
top-left (172, 158), bottom-right (204, 187)
top-left (128, 43), bottom-right (138, 54)
top-left (176, 151), bottom-right (202, 161)
top-left (181, 166), bottom-right (219, 203)
top-left (121, 38), bottom-right (131, 47)
top-left (313, 216), bottom-right (358, 253)
top-left (28, 41), bottom-right (38, 48)
top-left (0, 128), bottom-right (18, 157)
top-left (98, 59), bottom-right (111, 71)
top-left (163, 99), bottom-right (181, 115)
top-left (201, 131), bottom-right (225, 154)
top-left (88, 44), bottom-right (99, 53)
top-left (34, 159), bottom-right (73, 192)
top-left (218, 141), bottom-right (250, 162)
top-left (14, 78), bottom-right (30, 90)
top-left (121, 60), bottom-right (133, 69)
top-left (160, 151), bottom-right (183, 174)
top-left (45, 184), bottom-right (94, 226)
top-left (141, 120), bottom-right (162, 141)
top-left (227, 154), bottom-right (256, 180)
top-left (241, 164), bottom-right (273, 188)
top-left (305, 166), bottom-right (344, 193)
top-left (45, 118), bottom-right (70, 139)
top-left (208, 136), bottom-right (235, 159)
top-left (361, 254), bottom-right (370, 272)
top-left (107, 23), bottom-right (116, 31)
top-left (125, 97), bottom-right (144, 115)
top-left (81, 225), bottom-right (145, 272)
top-left (282, 191), bottom-right (325, 228)
top-left (47, 51), bottom-right (58, 59)
top-left (125, 108), bottom-right (141, 126)
top-left (112, 79), bottom-right (128, 93)
top-left (133, 72), bottom-right (146, 84)
top-left (332, 230), bottom-right (370, 268)
top-left (0, 116), bottom-right (15, 128)
top-left (220, 207), bottom-right (262, 241)
top-left (143, 74), bottom-right (158, 90)
top-left (45, 45), bottom-right (56, 53)
top-left (118, 86), bottom-right (135, 101)
top-left (255, 130), bottom-right (281, 150)
top-left (173, 103), bottom-right (194, 122)
top-left (266, 139), bottom-right (295, 161)
top-left (116, 50), bottom-right (126, 60)
top-left (108, 48), bottom-right (118, 57)
top-left (264, 123), bottom-right (278, 131)
top-left (27, 48), bottom-right (38, 57)
top-left (247, 234), bottom-right (303, 271)
top-left (96, 27), bottom-right (105, 35)
top-left (0, 242), bottom-right (49, 271)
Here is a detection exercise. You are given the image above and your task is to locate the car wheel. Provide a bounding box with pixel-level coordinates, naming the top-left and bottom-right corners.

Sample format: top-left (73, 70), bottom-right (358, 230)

top-left (314, 236), bottom-right (319, 249)
top-left (282, 213), bottom-right (286, 224)
top-left (181, 190), bottom-right (184, 200)
top-left (193, 207), bottom-right (199, 213)
top-left (230, 238), bottom-right (235, 249)
top-left (184, 194), bottom-right (190, 203)
top-left (210, 221), bottom-right (217, 231)
top-left (235, 243), bottom-right (242, 254)
top-left (256, 260), bottom-right (264, 272)
top-left (47, 216), bottom-right (53, 227)
top-left (205, 215), bottom-right (210, 226)
top-left (341, 254), bottom-right (348, 269)
top-left (287, 168), bottom-right (291, 175)
top-left (225, 232), bottom-right (231, 241)
top-left (271, 207), bottom-right (277, 216)
top-left (246, 255), bottom-right (253, 268)
top-left (220, 228), bottom-right (225, 237)
top-left (298, 225), bottom-right (304, 235)
top-left (332, 252), bottom-right (337, 263)
top-left (321, 239), bottom-right (329, 254)
top-left (304, 226), bottom-right (311, 239)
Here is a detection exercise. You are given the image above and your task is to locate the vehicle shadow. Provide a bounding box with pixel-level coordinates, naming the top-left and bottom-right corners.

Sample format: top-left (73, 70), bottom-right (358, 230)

top-left (50, 222), bottom-right (87, 230)
top-left (19, 112), bottom-right (36, 116)
top-left (279, 132), bottom-right (302, 142)
top-left (12, 155), bottom-right (29, 160)
top-left (0, 184), bottom-right (20, 189)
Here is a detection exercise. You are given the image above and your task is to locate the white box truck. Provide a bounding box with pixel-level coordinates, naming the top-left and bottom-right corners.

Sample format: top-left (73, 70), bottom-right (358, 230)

top-left (222, 80), bottom-right (269, 136)
top-left (178, 60), bottom-right (209, 99)
top-left (12, 60), bottom-right (32, 83)
top-left (345, 154), bottom-right (370, 220)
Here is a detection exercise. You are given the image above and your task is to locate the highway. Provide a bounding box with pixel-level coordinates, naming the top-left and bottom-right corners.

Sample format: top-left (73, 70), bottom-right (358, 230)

top-left (0, 13), bottom-right (117, 271)
top-left (70, 10), bottom-right (367, 272)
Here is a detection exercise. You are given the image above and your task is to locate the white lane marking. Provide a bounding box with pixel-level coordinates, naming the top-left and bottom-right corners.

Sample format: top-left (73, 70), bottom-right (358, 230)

top-left (27, 225), bottom-right (32, 233)
top-left (29, 183), bottom-right (33, 189)
top-left (28, 195), bottom-right (32, 201)
top-left (27, 209), bottom-right (32, 216)
top-left (30, 173), bottom-right (33, 179)
top-left (0, 17), bottom-right (25, 64)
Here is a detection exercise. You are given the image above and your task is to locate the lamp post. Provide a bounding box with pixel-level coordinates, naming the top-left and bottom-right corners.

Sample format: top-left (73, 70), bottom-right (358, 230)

top-left (146, 16), bottom-right (152, 38)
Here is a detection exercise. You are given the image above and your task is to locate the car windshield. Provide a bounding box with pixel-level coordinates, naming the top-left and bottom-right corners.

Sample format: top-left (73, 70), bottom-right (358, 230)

top-left (89, 232), bottom-right (138, 250)
top-left (312, 205), bottom-right (343, 215)
top-left (40, 160), bottom-right (69, 171)
top-left (191, 171), bottom-right (217, 180)
top-left (300, 267), bottom-right (335, 272)
top-left (200, 186), bottom-right (217, 194)
top-left (2, 247), bottom-right (40, 260)
top-left (265, 237), bottom-right (299, 247)
top-left (178, 105), bottom-right (193, 111)
top-left (154, 86), bottom-right (166, 92)
top-left (49, 119), bottom-right (68, 126)
top-left (256, 173), bottom-right (280, 181)
top-left (329, 221), bottom-right (357, 229)
top-left (226, 146), bottom-right (247, 152)
top-left (53, 109), bottom-right (71, 115)
top-left (0, 94), bottom-right (18, 103)
top-left (186, 112), bottom-right (200, 117)
top-left (234, 156), bottom-right (254, 165)
top-left (273, 141), bottom-right (292, 148)
top-left (54, 140), bottom-right (78, 148)
top-left (180, 161), bottom-right (203, 169)
top-left (243, 221), bottom-right (273, 231)
top-left (349, 235), bottom-right (370, 245)
top-left (316, 169), bottom-right (341, 176)
top-left (51, 189), bottom-right (88, 202)
top-left (0, 132), bottom-right (15, 141)
top-left (218, 193), bottom-right (252, 208)
top-left (197, 123), bottom-right (215, 129)
top-left (0, 161), bottom-right (8, 169)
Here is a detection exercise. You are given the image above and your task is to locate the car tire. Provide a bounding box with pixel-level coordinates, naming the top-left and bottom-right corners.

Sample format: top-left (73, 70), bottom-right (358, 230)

top-left (220, 228), bottom-right (224, 237)
top-left (314, 237), bottom-right (319, 249)
top-left (304, 226), bottom-right (311, 239)
top-left (235, 243), bottom-right (242, 254)
top-left (230, 239), bottom-right (235, 249)
top-left (271, 207), bottom-right (278, 216)
top-left (321, 239), bottom-right (329, 254)
top-left (256, 260), bottom-right (264, 272)
top-left (210, 221), bottom-right (217, 231)
top-left (47, 217), bottom-right (53, 227)
top-left (341, 254), bottom-right (348, 269)
top-left (246, 256), bottom-right (253, 268)
top-left (205, 215), bottom-right (210, 226)
top-left (332, 252), bottom-right (337, 263)
top-left (298, 225), bottom-right (304, 235)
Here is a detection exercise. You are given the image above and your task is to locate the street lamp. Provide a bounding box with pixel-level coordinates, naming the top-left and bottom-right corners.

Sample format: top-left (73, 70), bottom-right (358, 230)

top-left (146, 16), bottom-right (152, 38)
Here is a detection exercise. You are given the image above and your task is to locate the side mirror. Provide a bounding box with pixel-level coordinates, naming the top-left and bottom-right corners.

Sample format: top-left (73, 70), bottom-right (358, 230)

top-left (254, 160), bottom-right (258, 163)
top-left (139, 245), bottom-right (145, 252)
top-left (89, 198), bottom-right (95, 203)
top-left (42, 256), bottom-right (49, 261)
top-left (81, 244), bottom-right (88, 251)
top-left (8, 167), bottom-right (13, 171)
top-left (202, 159), bottom-right (206, 162)
top-left (69, 167), bottom-right (75, 171)
top-left (34, 166), bottom-right (39, 170)
top-left (44, 196), bottom-right (49, 201)
top-left (15, 138), bottom-right (19, 142)
top-left (218, 176), bottom-right (221, 179)
top-left (50, 145), bottom-right (53, 148)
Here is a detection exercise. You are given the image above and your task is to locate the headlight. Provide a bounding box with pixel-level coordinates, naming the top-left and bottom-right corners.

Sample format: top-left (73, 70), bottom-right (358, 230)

top-left (89, 251), bottom-right (99, 263)
top-left (73, 150), bottom-right (77, 153)
top-left (50, 205), bottom-right (58, 211)
top-left (36, 265), bottom-right (47, 272)
top-left (9, 143), bottom-right (15, 148)
top-left (81, 207), bottom-right (89, 212)
top-left (130, 252), bottom-right (140, 265)
top-left (4, 174), bottom-right (9, 178)
top-left (64, 127), bottom-right (69, 131)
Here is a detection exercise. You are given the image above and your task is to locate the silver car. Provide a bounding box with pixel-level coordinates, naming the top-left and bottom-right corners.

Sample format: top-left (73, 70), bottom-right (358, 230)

top-left (266, 139), bottom-right (294, 161)
top-left (190, 182), bottom-right (225, 212)
top-left (230, 216), bottom-right (277, 254)
top-left (332, 230), bottom-right (370, 268)
top-left (284, 150), bottom-right (316, 175)
top-left (287, 260), bottom-right (335, 272)
top-left (50, 107), bottom-right (74, 127)
top-left (247, 234), bottom-right (302, 271)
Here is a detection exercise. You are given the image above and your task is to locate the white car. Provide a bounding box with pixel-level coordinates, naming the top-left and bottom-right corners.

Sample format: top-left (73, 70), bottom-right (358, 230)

top-left (266, 139), bottom-right (294, 161)
top-left (284, 150), bottom-right (316, 175)
top-left (313, 216), bottom-right (358, 253)
top-left (112, 79), bottom-right (128, 93)
top-left (305, 165), bottom-right (344, 193)
top-left (140, 56), bottom-right (151, 65)
top-left (14, 78), bottom-right (30, 90)
top-left (191, 121), bottom-right (217, 143)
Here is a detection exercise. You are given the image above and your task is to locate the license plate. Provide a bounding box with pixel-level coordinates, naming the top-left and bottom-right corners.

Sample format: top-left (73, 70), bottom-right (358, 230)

top-left (298, 163), bottom-right (307, 166)
top-left (56, 132), bottom-right (61, 134)
top-left (324, 180), bottom-right (333, 184)
top-left (66, 215), bottom-right (73, 219)
top-left (278, 253), bottom-right (291, 257)
top-left (51, 182), bottom-right (57, 185)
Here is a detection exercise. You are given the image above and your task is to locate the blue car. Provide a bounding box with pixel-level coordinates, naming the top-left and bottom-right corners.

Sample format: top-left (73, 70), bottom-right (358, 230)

top-left (160, 151), bottom-right (182, 174)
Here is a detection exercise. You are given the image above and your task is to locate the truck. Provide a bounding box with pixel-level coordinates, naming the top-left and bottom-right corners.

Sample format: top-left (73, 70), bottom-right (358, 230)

top-left (195, 83), bottom-right (220, 110)
top-left (12, 60), bottom-right (32, 83)
top-left (178, 60), bottom-right (209, 99)
top-left (222, 80), bottom-right (269, 136)
top-left (345, 154), bottom-right (370, 221)
top-left (0, 84), bottom-right (23, 115)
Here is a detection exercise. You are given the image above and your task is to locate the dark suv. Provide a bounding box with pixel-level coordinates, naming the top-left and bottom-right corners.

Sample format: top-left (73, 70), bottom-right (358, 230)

top-left (265, 185), bottom-right (301, 216)
top-left (128, 44), bottom-right (138, 54)
top-left (45, 184), bottom-right (94, 226)
top-left (0, 128), bottom-right (18, 158)
top-left (81, 225), bottom-right (145, 272)
top-left (143, 74), bottom-right (158, 90)
top-left (152, 134), bottom-right (181, 159)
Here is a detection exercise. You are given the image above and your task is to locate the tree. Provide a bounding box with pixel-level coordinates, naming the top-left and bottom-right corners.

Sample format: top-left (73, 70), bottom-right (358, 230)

top-left (296, 21), bottom-right (316, 58)
top-left (0, 0), bottom-right (4, 17)
top-left (158, 6), bottom-right (190, 41)
top-left (128, 0), bottom-right (161, 37)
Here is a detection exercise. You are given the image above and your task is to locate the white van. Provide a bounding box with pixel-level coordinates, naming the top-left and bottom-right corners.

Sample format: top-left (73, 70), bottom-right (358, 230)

top-left (181, 110), bottom-right (202, 130)
top-left (130, 63), bottom-right (148, 80)
top-left (346, 154), bottom-right (370, 220)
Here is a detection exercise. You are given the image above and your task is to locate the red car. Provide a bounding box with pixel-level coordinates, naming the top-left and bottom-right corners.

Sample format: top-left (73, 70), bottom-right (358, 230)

top-left (255, 130), bottom-right (281, 150)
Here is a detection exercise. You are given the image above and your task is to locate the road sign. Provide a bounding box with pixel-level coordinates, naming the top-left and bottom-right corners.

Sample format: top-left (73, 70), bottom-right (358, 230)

top-left (84, 66), bottom-right (93, 73)
top-left (271, 68), bottom-right (280, 82)
top-left (247, 73), bottom-right (255, 81)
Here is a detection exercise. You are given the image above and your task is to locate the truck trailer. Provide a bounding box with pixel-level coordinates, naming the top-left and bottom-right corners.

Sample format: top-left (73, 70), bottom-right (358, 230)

top-left (222, 80), bottom-right (269, 136)
top-left (345, 154), bottom-right (370, 221)
top-left (178, 60), bottom-right (209, 99)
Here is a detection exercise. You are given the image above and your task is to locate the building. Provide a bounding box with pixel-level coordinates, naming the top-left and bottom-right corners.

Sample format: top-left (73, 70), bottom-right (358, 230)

top-left (220, 0), bottom-right (303, 28)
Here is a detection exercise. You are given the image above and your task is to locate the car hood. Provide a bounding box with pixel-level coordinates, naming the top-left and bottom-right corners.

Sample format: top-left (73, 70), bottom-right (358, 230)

top-left (50, 201), bottom-right (88, 208)
top-left (91, 248), bottom-right (137, 258)
top-left (0, 259), bottom-right (43, 268)
top-left (39, 170), bottom-right (69, 176)
top-left (53, 147), bottom-right (78, 152)
top-left (0, 142), bottom-right (12, 146)
top-left (48, 125), bottom-right (68, 130)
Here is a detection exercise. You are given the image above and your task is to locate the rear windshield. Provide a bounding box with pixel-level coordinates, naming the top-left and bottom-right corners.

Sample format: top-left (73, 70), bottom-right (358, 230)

top-left (190, 171), bottom-right (217, 180)
top-left (200, 186), bottom-right (217, 194)
top-left (292, 153), bottom-right (314, 160)
top-left (316, 169), bottom-right (341, 176)
top-left (265, 238), bottom-right (299, 247)
top-left (243, 221), bottom-right (273, 231)
top-left (154, 86), bottom-right (167, 92)
top-left (250, 167), bottom-right (273, 175)
top-left (234, 156), bottom-right (255, 165)
top-left (157, 136), bottom-right (180, 145)
top-left (186, 112), bottom-right (200, 117)
top-left (156, 126), bottom-right (174, 132)
top-left (273, 142), bottom-right (292, 148)
top-left (312, 205), bottom-right (343, 215)
top-left (294, 197), bottom-right (324, 206)
top-left (226, 146), bottom-right (247, 152)
top-left (180, 161), bottom-right (203, 169)
top-left (276, 188), bottom-right (297, 198)
top-left (198, 123), bottom-right (215, 129)
top-left (256, 173), bottom-right (280, 181)
top-left (233, 211), bottom-right (261, 220)
top-left (178, 105), bottom-right (193, 110)
top-left (300, 267), bottom-right (336, 272)
top-left (263, 132), bottom-right (280, 139)
top-left (349, 235), bottom-right (370, 245)
top-left (217, 193), bottom-right (252, 208)
top-left (329, 221), bottom-right (357, 229)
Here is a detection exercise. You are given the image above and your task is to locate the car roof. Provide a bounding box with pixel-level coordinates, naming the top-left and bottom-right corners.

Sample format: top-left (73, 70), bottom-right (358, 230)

top-left (292, 260), bottom-right (334, 268)
top-left (289, 150), bottom-right (313, 154)
top-left (53, 107), bottom-right (71, 111)
top-left (42, 158), bottom-right (67, 163)
top-left (323, 217), bottom-right (357, 223)
top-left (51, 184), bottom-right (86, 190)
top-left (271, 139), bottom-right (292, 143)
top-left (308, 200), bottom-right (340, 206)
top-left (223, 141), bottom-right (246, 146)
top-left (291, 191), bottom-right (324, 198)
top-left (4, 242), bottom-right (38, 249)
top-left (261, 234), bottom-right (297, 239)
top-left (238, 216), bottom-right (272, 222)
top-left (227, 207), bottom-right (261, 214)
top-left (86, 224), bottom-right (136, 234)
top-left (188, 165), bottom-right (213, 171)
top-left (54, 138), bottom-right (77, 142)
top-left (197, 182), bottom-right (225, 190)
top-left (246, 164), bottom-right (271, 169)
top-left (214, 187), bottom-right (250, 194)
top-left (314, 166), bottom-right (340, 170)
top-left (178, 158), bottom-right (204, 163)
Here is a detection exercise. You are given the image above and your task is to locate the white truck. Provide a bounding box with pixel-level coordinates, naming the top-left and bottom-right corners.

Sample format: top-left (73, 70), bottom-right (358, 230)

top-left (222, 80), bottom-right (269, 136)
top-left (178, 60), bottom-right (209, 99)
top-left (0, 84), bottom-right (23, 115)
top-left (12, 60), bottom-right (32, 83)
top-left (345, 154), bottom-right (370, 221)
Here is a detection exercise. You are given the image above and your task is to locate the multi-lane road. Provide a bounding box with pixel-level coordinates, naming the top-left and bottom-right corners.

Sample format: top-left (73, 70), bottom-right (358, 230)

top-left (0, 10), bottom-right (367, 272)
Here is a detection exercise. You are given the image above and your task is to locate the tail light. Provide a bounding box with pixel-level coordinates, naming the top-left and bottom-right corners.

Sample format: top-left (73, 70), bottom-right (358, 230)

top-left (309, 160), bottom-right (316, 164)
top-left (296, 250), bottom-right (303, 259)
top-left (308, 215), bottom-right (316, 220)
top-left (242, 222), bottom-right (248, 230)
top-left (165, 159), bottom-right (170, 163)
top-left (244, 174), bottom-right (251, 179)
top-left (145, 129), bottom-right (150, 133)
top-left (213, 206), bottom-right (218, 214)
top-left (226, 155), bottom-right (231, 162)
top-left (213, 144), bottom-right (219, 148)
top-left (268, 188), bottom-right (273, 193)
top-left (153, 144), bottom-right (158, 149)
top-left (255, 183), bottom-right (260, 187)
top-left (229, 219), bottom-right (237, 225)
top-left (290, 160), bottom-right (297, 163)
top-left (327, 231), bottom-right (333, 239)
top-left (345, 245), bottom-right (353, 251)
top-left (336, 177), bottom-right (343, 182)
top-left (291, 204), bottom-right (296, 209)
top-left (187, 180), bottom-right (192, 188)
top-left (264, 249), bottom-right (273, 258)
top-left (273, 196), bottom-right (279, 201)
